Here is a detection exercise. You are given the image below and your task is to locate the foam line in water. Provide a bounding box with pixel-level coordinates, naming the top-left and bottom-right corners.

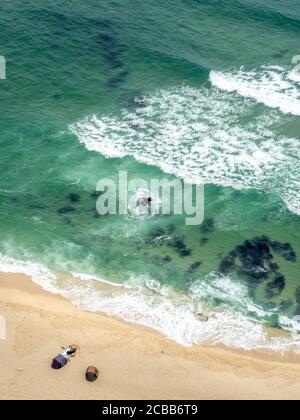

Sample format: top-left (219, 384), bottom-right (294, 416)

top-left (71, 272), bottom-right (133, 289)
top-left (1, 254), bottom-right (300, 353)
top-left (210, 65), bottom-right (300, 116)
top-left (0, 254), bottom-right (58, 293)
top-left (64, 272), bottom-right (300, 352)
top-left (70, 83), bottom-right (300, 215)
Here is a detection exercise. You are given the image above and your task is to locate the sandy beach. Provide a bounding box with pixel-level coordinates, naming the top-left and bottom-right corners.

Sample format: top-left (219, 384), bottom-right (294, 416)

top-left (0, 272), bottom-right (300, 400)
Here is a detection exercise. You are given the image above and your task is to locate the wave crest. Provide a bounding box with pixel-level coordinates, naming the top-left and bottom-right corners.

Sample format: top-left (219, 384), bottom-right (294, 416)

top-left (70, 80), bottom-right (300, 214)
top-left (210, 65), bottom-right (300, 116)
top-left (1, 254), bottom-right (300, 353)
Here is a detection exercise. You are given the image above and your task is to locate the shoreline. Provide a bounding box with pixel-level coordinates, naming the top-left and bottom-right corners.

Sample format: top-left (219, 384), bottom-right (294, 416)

top-left (1, 273), bottom-right (300, 399)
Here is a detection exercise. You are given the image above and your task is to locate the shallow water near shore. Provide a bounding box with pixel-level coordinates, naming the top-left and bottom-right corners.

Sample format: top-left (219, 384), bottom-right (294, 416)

top-left (1, 0), bottom-right (300, 353)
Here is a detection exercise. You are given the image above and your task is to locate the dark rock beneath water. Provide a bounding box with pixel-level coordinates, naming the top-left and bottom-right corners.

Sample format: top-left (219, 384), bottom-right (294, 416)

top-left (236, 237), bottom-right (273, 271)
top-left (265, 273), bottom-right (285, 298)
top-left (170, 236), bottom-right (185, 250)
top-left (270, 241), bottom-right (296, 262)
top-left (200, 218), bottom-right (215, 234)
top-left (200, 237), bottom-right (209, 246)
top-left (269, 262), bottom-right (279, 272)
top-left (58, 206), bottom-right (76, 214)
top-left (230, 236), bottom-right (274, 281)
top-left (217, 236), bottom-right (292, 289)
top-left (179, 248), bottom-right (192, 257)
top-left (219, 237), bottom-right (273, 281)
top-left (219, 255), bottom-right (236, 274)
top-left (188, 262), bottom-right (202, 273)
top-left (162, 256), bottom-right (172, 263)
top-left (279, 299), bottom-right (293, 310)
top-left (168, 236), bottom-right (192, 257)
top-left (237, 267), bottom-right (268, 282)
top-left (67, 193), bottom-right (80, 203)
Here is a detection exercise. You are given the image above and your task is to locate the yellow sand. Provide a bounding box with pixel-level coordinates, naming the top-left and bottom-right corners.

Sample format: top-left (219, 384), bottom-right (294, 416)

top-left (0, 272), bottom-right (300, 400)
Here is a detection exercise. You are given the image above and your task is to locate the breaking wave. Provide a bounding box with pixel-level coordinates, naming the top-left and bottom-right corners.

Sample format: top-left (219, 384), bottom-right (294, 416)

top-left (70, 76), bottom-right (300, 215)
top-left (210, 65), bottom-right (300, 116)
top-left (1, 253), bottom-right (300, 353)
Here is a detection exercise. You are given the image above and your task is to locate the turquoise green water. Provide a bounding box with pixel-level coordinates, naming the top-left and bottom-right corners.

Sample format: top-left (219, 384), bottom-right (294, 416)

top-left (1, 0), bottom-right (300, 350)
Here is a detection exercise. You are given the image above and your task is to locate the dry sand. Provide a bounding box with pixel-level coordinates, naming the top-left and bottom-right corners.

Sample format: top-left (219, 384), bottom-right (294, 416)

top-left (0, 272), bottom-right (300, 400)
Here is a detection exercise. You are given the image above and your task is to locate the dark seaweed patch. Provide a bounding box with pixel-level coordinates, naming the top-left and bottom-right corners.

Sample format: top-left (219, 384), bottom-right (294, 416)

top-left (265, 273), bottom-right (285, 298)
top-left (269, 262), bottom-right (279, 272)
top-left (234, 237), bottom-right (273, 278)
top-left (270, 241), bottom-right (296, 262)
top-left (67, 193), bottom-right (80, 203)
top-left (179, 248), bottom-right (192, 257)
top-left (200, 218), bottom-right (215, 234)
top-left (200, 237), bottom-right (209, 246)
top-left (279, 299), bottom-right (293, 310)
top-left (58, 206), bottom-right (76, 214)
top-left (168, 236), bottom-right (192, 257)
top-left (219, 255), bottom-right (236, 274)
top-left (188, 262), bottom-right (202, 273)
top-left (219, 236), bottom-right (292, 298)
top-left (162, 256), bottom-right (172, 263)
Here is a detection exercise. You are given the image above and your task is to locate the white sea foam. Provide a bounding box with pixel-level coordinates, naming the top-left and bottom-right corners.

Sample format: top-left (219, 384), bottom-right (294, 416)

top-left (0, 254), bottom-right (58, 293)
top-left (1, 253), bottom-right (300, 353)
top-left (71, 272), bottom-right (133, 289)
top-left (210, 65), bottom-right (300, 116)
top-left (288, 68), bottom-right (300, 83)
top-left (70, 81), bottom-right (300, 215)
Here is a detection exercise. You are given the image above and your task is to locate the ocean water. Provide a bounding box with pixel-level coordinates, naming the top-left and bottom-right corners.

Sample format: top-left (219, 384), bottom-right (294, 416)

top-left (1, 0), bottom-right (300, 353)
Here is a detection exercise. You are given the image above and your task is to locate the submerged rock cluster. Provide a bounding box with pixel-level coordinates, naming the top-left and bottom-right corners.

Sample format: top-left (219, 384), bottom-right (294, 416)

top-left (168, 236), bottom-right (192, 257)
top-left (219, 236), bottom-right (297, 299)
